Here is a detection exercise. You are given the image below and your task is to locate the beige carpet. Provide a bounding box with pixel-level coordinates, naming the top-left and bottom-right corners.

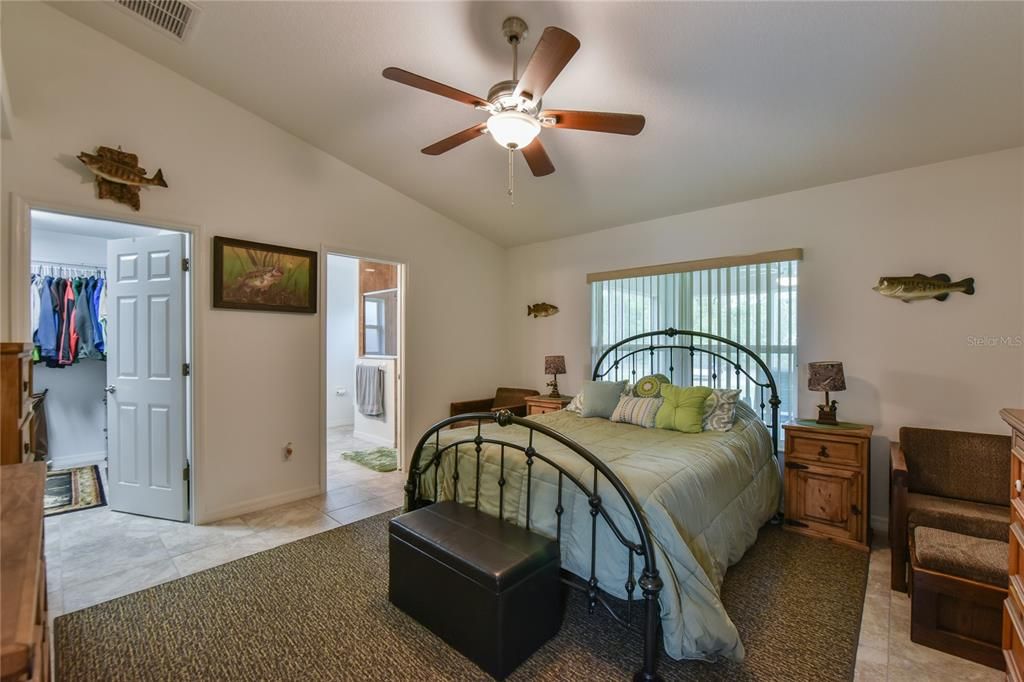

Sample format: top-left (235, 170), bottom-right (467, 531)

top-left (55, 510), bottom-right (868, 681)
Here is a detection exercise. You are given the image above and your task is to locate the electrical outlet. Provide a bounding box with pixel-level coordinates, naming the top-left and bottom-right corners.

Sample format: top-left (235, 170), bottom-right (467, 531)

top-left (336, 388), bottom-right (347, 396)
top-left (284, 442), bottom-right (294, 460)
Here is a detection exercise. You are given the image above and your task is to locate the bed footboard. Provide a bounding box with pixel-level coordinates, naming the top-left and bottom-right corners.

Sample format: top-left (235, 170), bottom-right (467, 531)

top-left (406, 409), bottom-right (664, 682)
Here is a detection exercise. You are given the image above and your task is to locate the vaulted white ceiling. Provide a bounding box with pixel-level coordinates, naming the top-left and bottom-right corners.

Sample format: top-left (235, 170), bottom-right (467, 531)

top-left (53, 2), bottom-right (1023, 247)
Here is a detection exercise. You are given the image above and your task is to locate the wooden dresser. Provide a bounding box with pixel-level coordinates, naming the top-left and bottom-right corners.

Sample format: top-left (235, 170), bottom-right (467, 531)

top-left (1, 344), bottom-right (35, 466)
top-left (524, 395), bottom-right (573, 416)
top-left (782, 420), bottom-right (873, 552)
top-left (0, 462), bottom-right (49, 682)
top-left (1002, 408), bottom-right (1024, 680)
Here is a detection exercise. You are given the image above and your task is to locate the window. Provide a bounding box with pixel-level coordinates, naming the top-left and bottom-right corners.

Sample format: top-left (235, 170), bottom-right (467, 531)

top-left (591, 258), bottom-right (798, 423)
top-left (362, 289), bottom-right (397, 357)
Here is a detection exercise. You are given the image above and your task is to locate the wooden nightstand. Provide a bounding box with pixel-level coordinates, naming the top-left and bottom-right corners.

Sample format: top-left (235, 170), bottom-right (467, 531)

top-left (782, 419), bottom-right (873, 552)
top-left (525, 395), bottom-right (573, 416)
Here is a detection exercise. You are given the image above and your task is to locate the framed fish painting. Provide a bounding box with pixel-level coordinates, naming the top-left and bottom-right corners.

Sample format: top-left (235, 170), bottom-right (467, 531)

top-left (212, 236), bottom-right (317, 313)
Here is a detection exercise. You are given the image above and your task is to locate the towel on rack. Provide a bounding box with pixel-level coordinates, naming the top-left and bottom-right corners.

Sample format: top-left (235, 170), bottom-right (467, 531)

top-left (356, 364), bottom-right (386, 417)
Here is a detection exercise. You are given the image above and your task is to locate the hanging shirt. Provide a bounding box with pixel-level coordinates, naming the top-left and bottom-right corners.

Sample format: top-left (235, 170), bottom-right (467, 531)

top-left (57, 279), bottom-right (78, 365)
top-left (29, 276), bottom-right (41, 343)
top-left (74, 278), bottom-right (95, 360)
top-left (91, 277), bottom-right (105, 355)
top-left (36, 276), bottom-right (58, 361)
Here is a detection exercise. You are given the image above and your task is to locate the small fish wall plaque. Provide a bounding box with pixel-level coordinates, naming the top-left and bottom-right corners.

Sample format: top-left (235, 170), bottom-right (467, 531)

top-left (528, 302), bottom-right (559, 318)
top-left (873, 273), bottom-right (975, 302)
top-left (78, 146), bottom-right (168, 211)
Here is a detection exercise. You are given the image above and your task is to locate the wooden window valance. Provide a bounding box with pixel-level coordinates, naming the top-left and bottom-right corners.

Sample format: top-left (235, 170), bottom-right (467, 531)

top-left (585, 248), bottom-right (804, 284)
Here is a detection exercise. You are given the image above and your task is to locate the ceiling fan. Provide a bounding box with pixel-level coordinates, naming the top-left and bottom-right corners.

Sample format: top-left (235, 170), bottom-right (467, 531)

top-left (382, 17), bottom-right (645, 194)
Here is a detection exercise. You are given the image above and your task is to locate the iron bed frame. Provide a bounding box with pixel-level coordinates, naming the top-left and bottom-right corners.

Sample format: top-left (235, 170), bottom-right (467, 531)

top-left (405, 328), bottom-right (781, 682)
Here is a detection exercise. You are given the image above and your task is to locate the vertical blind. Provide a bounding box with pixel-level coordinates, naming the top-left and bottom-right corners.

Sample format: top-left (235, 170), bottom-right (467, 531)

top-left (591, 260), bottom-right (799, 423)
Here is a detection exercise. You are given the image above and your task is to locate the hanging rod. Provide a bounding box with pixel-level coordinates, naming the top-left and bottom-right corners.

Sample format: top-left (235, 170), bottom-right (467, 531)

top-left (31, 259), bottom-right (106, 269)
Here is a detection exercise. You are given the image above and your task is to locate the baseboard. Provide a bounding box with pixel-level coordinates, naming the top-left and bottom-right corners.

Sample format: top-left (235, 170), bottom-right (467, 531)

top-left (197, 483), bottom-right (322, 525)
top-left (872, 515), bottom-right (889, 535)
top-left (352, 430), bottom-right (395, 448)
top-left (49, 452), bottom-right (106, 470)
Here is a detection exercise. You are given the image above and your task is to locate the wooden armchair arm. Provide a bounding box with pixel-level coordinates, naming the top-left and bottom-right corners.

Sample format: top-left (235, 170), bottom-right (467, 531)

top-left (450, 398), bottom-right (493, 416)
top-left (503, 403), bottom-right (529, 418)
top-left (890, 441), bottom-right (910, 591)
top-left (890, 443), bottom-right (908, 484)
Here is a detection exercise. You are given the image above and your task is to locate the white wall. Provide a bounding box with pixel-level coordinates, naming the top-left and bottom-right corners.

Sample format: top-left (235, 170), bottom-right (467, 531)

top-left (30, 228), bottom-right (109, 466)
top-left (504, 148), bottom-right (1024, 530)
top-left (353, 357), bottom-right (397, 448)
top-left (1, 4), bottom-right (507, 522)
top-left (325, 255), bottom-right (357, 429)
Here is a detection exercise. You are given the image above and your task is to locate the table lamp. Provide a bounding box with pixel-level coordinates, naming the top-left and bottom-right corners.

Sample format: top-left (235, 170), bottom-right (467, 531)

top-left (544, 355), bottom-right (566, 398)
top-left (807, 361), bottom-right (846, 425)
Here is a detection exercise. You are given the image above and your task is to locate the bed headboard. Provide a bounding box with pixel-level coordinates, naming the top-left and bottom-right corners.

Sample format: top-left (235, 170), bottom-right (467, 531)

top-left (591, 327), bottom-right (781, 453)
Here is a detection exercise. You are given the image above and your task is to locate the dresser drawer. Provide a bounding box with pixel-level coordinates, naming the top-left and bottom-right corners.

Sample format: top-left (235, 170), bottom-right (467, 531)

top-left (787, 433), bottom-right (863, 468)
top-left (528, 404), bottom-right (558, 416)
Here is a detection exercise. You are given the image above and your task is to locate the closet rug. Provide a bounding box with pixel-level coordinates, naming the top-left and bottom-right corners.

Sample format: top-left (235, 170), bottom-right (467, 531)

top-left (342, 446), bottom-right (398, 472)
top-left (55, 509), bottom-right (869, 681)
top-left (44, 465), bottom-right (106, 516)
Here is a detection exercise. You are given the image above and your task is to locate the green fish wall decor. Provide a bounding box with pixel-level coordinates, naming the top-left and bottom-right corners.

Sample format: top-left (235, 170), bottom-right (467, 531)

top-left (873, 274), bottom-right (975, 302)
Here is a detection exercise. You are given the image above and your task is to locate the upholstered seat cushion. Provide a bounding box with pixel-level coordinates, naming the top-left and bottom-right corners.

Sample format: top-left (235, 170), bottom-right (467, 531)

top-left (906, 492), bottom-right (1009, 542)
top-left (913, 526), bottom-right (1008, 588)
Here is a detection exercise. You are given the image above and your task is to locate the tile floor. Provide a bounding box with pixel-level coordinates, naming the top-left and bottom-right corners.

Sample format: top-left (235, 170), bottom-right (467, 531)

top-left (46, 426), bottom-right (403, 618)
top-left (853, 535), bottom-right (1002, 681)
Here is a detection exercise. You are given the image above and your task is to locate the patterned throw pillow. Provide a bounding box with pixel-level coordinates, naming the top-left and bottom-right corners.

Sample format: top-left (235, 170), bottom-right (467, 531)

top-left (633, 373), bottom-right (670, 398)
top-left (610, 396), bottom-right (663, 428)
top-left (703, 388), bottom-right (742, 432)
top-left (565, 392), bottom-right (584, 414)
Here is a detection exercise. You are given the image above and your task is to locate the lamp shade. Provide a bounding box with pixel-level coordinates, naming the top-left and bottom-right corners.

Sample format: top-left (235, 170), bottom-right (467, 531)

top-left (544, 355), bottom-right (567, 375)
top-left (807, 361), bottom-right (846, 392)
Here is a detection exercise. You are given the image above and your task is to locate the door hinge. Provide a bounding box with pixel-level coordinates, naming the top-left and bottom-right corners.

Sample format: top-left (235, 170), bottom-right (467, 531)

top-left (182, 362), bottom-right (191, 377)
top-left (784, 461), bottom-right (809, 470)
top-left (182, 257), bottom-right (190, 272)
top-left (784, 518), bottom-right (809, 528)
top-left (183, 462), bottom-right (190, 482)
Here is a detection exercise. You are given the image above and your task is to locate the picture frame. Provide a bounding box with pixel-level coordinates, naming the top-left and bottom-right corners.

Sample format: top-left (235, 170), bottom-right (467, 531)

top-left (212, 236), bottom-right (317, 313)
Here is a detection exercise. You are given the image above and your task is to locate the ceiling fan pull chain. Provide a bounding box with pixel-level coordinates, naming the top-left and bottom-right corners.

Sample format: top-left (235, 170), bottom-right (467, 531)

top-left (508, 147), bottom-right (515, 205)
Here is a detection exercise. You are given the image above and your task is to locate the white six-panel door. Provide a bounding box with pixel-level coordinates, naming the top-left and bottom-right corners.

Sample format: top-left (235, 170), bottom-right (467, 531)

top-left (106, 234), bottom-right (188, 521)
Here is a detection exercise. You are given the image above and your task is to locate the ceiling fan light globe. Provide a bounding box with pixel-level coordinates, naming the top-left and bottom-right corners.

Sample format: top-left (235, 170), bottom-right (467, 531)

top-left (486, 111), bottom-right (541, 149)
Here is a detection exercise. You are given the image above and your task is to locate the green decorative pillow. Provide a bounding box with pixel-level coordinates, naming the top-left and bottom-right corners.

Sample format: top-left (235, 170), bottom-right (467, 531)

top-left (633, 373), bottom-right (670, 398)
top-left (579, 380), bottom-right (629, 419)
top-left (655, 385), bottom-right (713, 433)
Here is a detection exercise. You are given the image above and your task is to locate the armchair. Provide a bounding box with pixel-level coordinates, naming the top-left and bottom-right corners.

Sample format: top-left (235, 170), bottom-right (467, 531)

top-left (889, 426), bottom-right (1010, 592)
top-left (449, 387), bottom-right (540, 429)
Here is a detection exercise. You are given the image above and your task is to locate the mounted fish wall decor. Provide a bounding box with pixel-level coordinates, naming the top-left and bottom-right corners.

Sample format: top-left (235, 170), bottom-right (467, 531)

top-left (873, 273), bottom-right (975, 302)
top-left (78, 146), bottom-right (168, 211)
top-left (528, 302), bottom-right (559, 318)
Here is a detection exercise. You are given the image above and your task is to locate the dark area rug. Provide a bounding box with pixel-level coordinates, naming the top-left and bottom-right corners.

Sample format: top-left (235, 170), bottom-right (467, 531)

top-left (56, 510), bottom-right (868, 681)
top-left (44, 464), bottom-right (106, 516)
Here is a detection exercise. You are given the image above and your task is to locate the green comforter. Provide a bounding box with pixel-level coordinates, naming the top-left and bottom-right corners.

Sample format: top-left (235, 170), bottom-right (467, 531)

top-left (415, 402), bottom-right (781, 662)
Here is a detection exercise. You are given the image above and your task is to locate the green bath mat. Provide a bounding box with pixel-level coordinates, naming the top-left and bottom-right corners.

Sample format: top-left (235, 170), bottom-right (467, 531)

top-left (342, 447), bottom-right (397, 473)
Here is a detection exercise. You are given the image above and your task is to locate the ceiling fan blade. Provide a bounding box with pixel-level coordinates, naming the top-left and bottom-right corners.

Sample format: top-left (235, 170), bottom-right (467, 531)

top-left (382, 67), bottom-right (489, 108)
top-left (421, 123), bottom-right (488, 155)
top-left (521, 138), bottom-right (555, 177)
top-left (513, 27), bottom-right (581, 102)
top-left (540, 110), bottom-right (646, 135)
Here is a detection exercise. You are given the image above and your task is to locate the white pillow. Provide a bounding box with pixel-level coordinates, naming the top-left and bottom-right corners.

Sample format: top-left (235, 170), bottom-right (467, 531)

top-left (564, 392), bottom-right (584, 414)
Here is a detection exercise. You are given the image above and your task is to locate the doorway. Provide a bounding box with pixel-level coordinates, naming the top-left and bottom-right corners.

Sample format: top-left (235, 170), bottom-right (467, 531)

top-left (28, 208), bottom-right (193, 523)
top-left (322, 252), bottom-right (405, 521)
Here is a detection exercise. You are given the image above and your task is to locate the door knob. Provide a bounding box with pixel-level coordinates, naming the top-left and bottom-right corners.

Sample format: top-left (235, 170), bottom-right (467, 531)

top-left (1016, 480), bottom-right (1022, 494)
top-left (104, 385), bottom-right (117, 394)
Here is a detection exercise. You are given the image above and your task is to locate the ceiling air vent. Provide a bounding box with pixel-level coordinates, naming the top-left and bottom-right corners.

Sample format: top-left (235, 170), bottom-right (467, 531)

top-left (115, 0), bottom-right (199, 42)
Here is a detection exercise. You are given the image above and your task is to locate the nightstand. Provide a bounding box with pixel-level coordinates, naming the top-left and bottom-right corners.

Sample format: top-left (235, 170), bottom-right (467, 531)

top-left (782, 419), bottom-right (873, 552)
top-left (524, 395), bottom-right (573, 416)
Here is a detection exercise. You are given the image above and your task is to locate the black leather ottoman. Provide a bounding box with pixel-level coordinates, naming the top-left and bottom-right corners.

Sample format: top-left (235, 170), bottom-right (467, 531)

top-left (389, 501), bottom-right (562, 679)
